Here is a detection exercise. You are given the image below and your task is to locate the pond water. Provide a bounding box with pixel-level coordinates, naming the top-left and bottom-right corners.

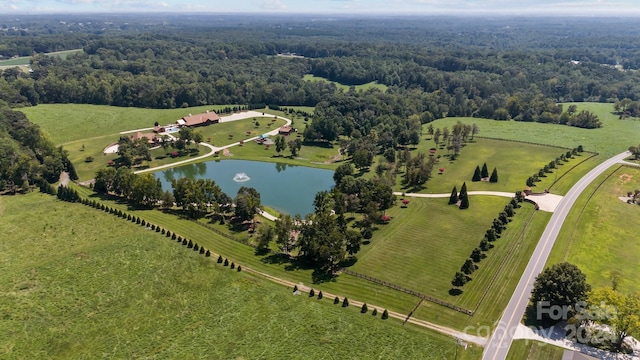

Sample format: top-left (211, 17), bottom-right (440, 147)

top-left (156, 160), bottom-right (334, 216)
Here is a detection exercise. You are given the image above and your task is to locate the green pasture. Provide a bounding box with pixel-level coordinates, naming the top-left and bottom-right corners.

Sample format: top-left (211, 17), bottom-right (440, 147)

top-left (303, 74), bottom-right (388, 92)
top-left (0, 49), bottom-right (83, 67)
top-left (0, 192), bottom-right (481, 359)
top-left (228, 136), bottom-right (340, 169)
top-left (548, 165), bottom-right (640, 294)
top-left (432, 102), bottom-right (639, 157)
top-left (389, 137), bottom-right (569, 194)
top-left (506, 340), bottom-right (565, 360)
top-left (195, 116), bottom-right (287, 147)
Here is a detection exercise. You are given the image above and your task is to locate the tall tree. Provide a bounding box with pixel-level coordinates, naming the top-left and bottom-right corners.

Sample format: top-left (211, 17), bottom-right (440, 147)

top-left (448, 186), bottom-right (458, 205)
top-left (490, 168), bottom-right (499, 183)
top-left (587, 287), bottom-right (640, 351)
top-left (458, 182), bottom-right (469, 209)
top-left (481, 162), bottom-right (489, 178)
top-left (472, 165), bottom-right (481, 182)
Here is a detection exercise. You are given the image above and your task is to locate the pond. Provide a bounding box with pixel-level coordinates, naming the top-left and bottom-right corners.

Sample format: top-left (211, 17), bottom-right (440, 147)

top-left (156, 160), bottom-right (334, 217)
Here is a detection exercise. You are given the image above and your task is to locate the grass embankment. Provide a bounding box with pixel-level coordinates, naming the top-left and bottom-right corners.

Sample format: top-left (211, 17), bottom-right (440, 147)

top-left (433, 102), bottom-right (639, 157)
top-left (506, 340), bottom-right (566, 359)
top-left (303, 74), bottom-right (388, 92)
top-left (0, 192), bottom-right (481, 359)
top-left (548, 165), bottom-right (640, 294)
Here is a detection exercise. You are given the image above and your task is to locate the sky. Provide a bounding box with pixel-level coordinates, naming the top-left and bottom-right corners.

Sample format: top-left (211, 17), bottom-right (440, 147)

top-left (3, 0), bottom-right (640, 16)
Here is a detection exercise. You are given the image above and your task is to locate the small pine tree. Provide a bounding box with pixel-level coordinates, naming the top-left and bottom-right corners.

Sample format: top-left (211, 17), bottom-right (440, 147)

top-left (205, 249), bottom-right (211, 257)
top-left (472, 165), bottom-right (481, 182)
top-left (309, 289), bottom-right (315, 297)
top-left (161, 228), bottom-right (165, 234)
top-left (381, 309), bottom-right (389, 320)
top-left (237, 265), bottom-right (242, 272)
top-left (172, 233), bottom-right (177, 240)
top-left (459, 182), bottom-right (469, 209)
top-left (187, 239), bottom-right (193, 248)
top-left (372, 308), bottom-right (378, 316)
top-left (177, 236), bottom-right (183, 242)
top-left (223, 258), bottom-right (229, 266)
top-left (490, 168), bottom-right (498, 183)
top-left (182, 239), bottom-right (187, 246)
top-left (199, 247), bottom-right (205, 254)
top-left (166, 231), bottom-right (171, 237)
top-left (141, 219), bottom-right (146, 226)
top-left (155, 226), bottom-right (160, 233)
top-left (230, 262), bottom-right (235, 269)
top-left (193, 244), bottom-right (199, 251)
top-left (217, 255), bottom-right (223, 263)
top-left (361, 303), bottom-right (368, 313)
top-left (481, 162), bottom-right (489, 178)
top-left (448, 186), bottom-right (458, 205)
top-left (317, 291), bottom-right (323, 300)
top-left (342, 297), bottom-right (349, 307)
top-left (293, 285), bottom-right (298, 293)
top-left (127, 214), bottom-right (132, 221)
top-left (136, 217), bottom-right (141, 224)
top-left (334, 297), bottom-right (340, 304)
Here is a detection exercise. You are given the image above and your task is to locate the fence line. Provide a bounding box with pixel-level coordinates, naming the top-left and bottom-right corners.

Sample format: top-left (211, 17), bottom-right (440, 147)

top-left (341, 269), bottom-right (474, 316)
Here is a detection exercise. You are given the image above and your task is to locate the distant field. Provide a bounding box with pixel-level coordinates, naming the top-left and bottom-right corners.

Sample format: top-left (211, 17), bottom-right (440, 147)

top-left (0, 48), bottom-right (83, 67)
top-left (303, 74), bottom-right (388, 92)
top-left (548, 165), bottom-right (640, 294)
top-left (433, 102), bottom-right (640, 157)
top-left (0, 192), bottom-right (481, 359)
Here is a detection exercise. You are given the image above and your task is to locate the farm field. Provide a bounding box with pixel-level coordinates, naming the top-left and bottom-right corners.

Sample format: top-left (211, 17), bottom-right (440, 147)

top-left (506, 340), bottom-right (565, 360)
top-left (432, 102), bottom-right (639, 157)
top-left (387, 137), bottom-right (574, 194)
top-left (0, 192), bottom-right (481, 360)
top-left (548, 165), bottom-right (640, 294)
top-left (303, 74), bottom-right (388, 92)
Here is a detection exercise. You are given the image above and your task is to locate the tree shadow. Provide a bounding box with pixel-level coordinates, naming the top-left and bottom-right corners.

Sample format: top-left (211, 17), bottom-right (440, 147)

top-left (339, 256), bottom-right (357, 268)
top-left (312, 268), bottom-right (338, 284)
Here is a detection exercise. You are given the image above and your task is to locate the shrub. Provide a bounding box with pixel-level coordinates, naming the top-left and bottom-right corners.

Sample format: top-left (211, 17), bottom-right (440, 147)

top-left (309, 289), bottom-right (315, 297)
top-left (177, 236), bottom-right (182, 242)
top-left (362, 228), bottom-right (373, 239)
top-left (318, 291), bottom-right (323, 300)
top-left (490, 168), bottom-right (498, 183)
top-left (141, 220), bottom-right (146, 226)
top-left (171, 233), bottom-right (177, 240)
top-left (182, 239), bottom-right (187, 246)
top-left (161, 228), bottom-right (165, 234)
top-left (293, 285), bottom-right (298, 293)
top-left (381, 309), bottom-right (389, 320)
top-left (136, 217), bottom-right (141, 224)
top-left (342, 297), bottom-right (349, 307)
top-left (205, 249), bottom-right (211, 257)
top-left (166, 231), bottom-right (171, 238)
top-left (334, 297), bottom-right (340, 304)
top-left (230, 262), bottom-right (235, 269)
top-left (237, 265), bottom-right (241, 272)
top-left (155, 227), bottom-right (160, 233)
top-left (193, 244), bottom-right (199, 251)
top-left (361, 303), bottom-right (368, 313)
top-left (127, 214), bottom-right (132, 221)
top-left (199, 247), bottom-right (205, 254)
top-left (217, 255), bottom-right (223, 263)
top-left (223, 259), bottom-right (229, 266)
top-left (187, 239), bottom-right (193, 248)
top-left (372, 308), bottom-right (378, 316)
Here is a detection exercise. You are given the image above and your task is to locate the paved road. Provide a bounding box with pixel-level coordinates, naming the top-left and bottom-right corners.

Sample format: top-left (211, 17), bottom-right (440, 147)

top-left (482, 151), bottom-right (631, 360)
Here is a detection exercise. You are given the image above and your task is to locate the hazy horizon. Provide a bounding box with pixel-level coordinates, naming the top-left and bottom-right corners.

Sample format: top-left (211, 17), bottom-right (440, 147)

top-left (3, 0), bottom-right (640, 17)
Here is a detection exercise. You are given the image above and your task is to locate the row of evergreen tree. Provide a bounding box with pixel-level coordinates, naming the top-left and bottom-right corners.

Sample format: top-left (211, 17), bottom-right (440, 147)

top-left (472, 163), bottom-right (498, 183)
top-left (526, 146), bottom-right (584, 188)
top-left (450, 193), bottom-right (524, 293)
top-left (293, 285), bottom-right (390, 319)
top-left (448, 182), bottom-right (470, 209)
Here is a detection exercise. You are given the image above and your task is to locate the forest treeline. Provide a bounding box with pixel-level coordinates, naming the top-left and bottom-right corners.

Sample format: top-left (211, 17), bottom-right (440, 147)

top-left (1, 16), bottom-right (639, 129)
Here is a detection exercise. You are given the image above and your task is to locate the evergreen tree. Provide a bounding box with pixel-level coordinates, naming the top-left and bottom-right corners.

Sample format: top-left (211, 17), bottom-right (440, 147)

top-left (217, 255), bottom-right (223, 263)
top-left (182, 239), bottom-right (188, 245)
top-left (472, 165), bottom-right (481, 182)
top-left (223, 258), bottom-right (229, 266)
top-left (237, 265), bottom-right (242, 272)
top-left (334, 297), bottom-right (340, 304)
top-left (309, 289), bottom-right (315, 297)
top-left (381, 309), bottom-right (389, 320)
top-left (318, 291), bottom-right (323, 299)
top-left (470, 248), bottom-right (483, 262)
top-left (342, 297), bottom-right (349, 307)
top-left (459, 182), bottom-right (469, 209)
top-left (448, 186), bottom-right (458, 205)
top-left (187, 239), bottom-right (193, 248)
top-left (481, 162), bottom-right (489, 178)
top-left (361, 303), bottom-right (368, 313)
top-left (452, 271), bottom-right (469, 287)
top-left (230, 262), bottom-right (235, 269)
top-left (490, 168), bottom-right (498, 183)
top-left (461, 258), bottom-right (477, 275)
top-left (193, 244), bottom-right (199, 251)
top-left (372, 308), bottom-right (378, 316)
top-left (199, 247), bottom-right (205, 254)
top-left (293, 285), bottom-right (298, 293)
top-left (205, 249), bottom-right (211, 257)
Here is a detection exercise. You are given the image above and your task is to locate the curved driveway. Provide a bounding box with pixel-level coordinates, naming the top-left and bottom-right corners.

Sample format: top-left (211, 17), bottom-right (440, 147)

top-left (483, 151), bottom-right (631, 360)
top-left (134, 113), bottom-right (292, 175)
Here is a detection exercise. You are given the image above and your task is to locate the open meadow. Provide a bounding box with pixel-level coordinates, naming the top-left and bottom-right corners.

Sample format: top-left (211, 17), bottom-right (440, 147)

top-left (548, 165), bottom-right (640, 294)
top-left (303, 74), bottom-right (388, 93)
top-left (432, 103), bottom-right (639, 157)
top-left (0, 192), bottom-right (481, 359)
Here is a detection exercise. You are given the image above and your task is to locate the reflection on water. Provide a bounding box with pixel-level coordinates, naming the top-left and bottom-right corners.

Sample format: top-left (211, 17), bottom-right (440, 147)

top-left (155, 160), bottom-right (334, 216)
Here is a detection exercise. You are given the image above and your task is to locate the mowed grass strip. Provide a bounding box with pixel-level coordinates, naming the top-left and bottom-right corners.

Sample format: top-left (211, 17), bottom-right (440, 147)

top-left (351, 196), bottom-right (507, 298)
top-left (549, 165), bottom-right (640, 294)
top-left (429, 102), bottom-right (640, 157)
top-left (506, 340), bottom-right (566, 360)
top-left (0, 192), bottom-right (482, 359)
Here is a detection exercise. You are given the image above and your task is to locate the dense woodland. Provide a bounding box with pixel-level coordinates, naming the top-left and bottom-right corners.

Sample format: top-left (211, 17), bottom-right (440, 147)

top-left (0, 14), bottom-right (639, 193)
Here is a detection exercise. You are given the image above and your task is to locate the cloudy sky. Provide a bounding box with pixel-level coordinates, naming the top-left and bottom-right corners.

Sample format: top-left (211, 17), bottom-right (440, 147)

top-left (3, 0), bottom-right (640, 15)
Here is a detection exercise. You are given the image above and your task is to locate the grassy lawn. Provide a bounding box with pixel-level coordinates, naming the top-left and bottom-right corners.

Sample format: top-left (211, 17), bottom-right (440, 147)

top-left (548, 165), bottom-right (640, 294)
top-left (506, 340), bottom-right (566, 360)
top-left (0, 192), bottom-right (482, 359)
top-left (228, 136), bottom-right (340, 169)
top-left (195, 116), bottom-right (287, 147)
top-left (303, 74), bottom-right (388, 92)
top-left (386, 138), bottom-right (570, 194)
top-left (430, 102), bottom-right (640, 157)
